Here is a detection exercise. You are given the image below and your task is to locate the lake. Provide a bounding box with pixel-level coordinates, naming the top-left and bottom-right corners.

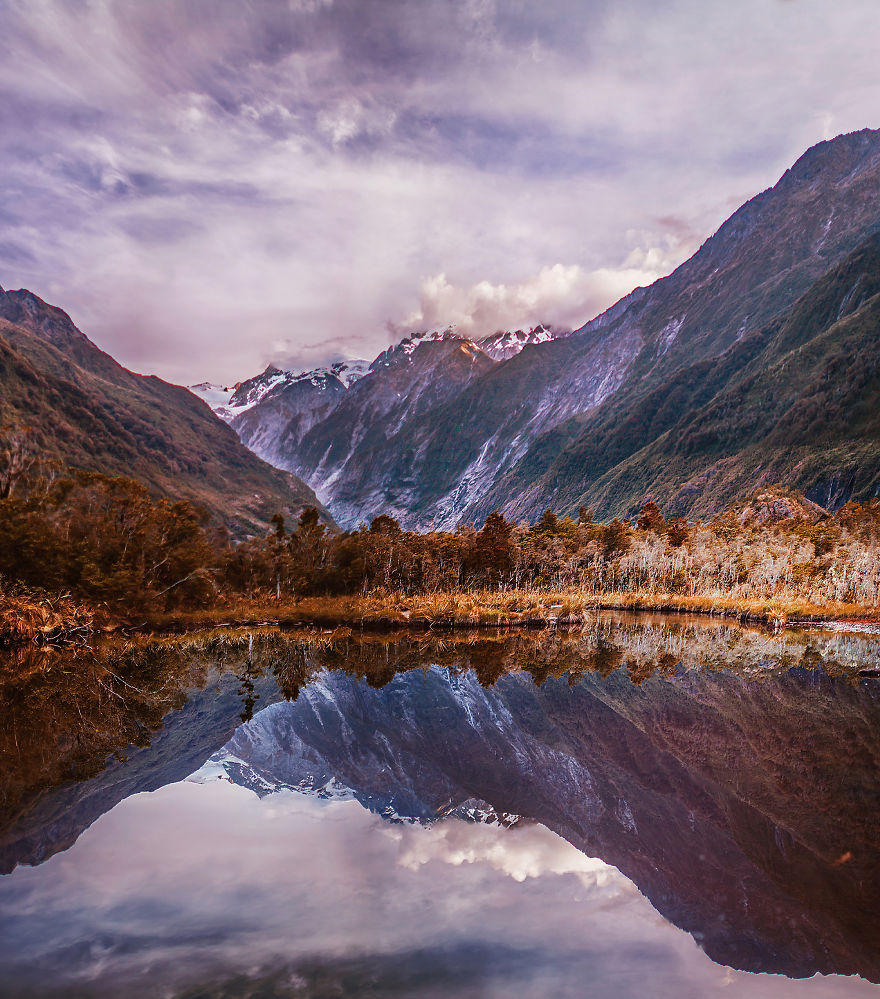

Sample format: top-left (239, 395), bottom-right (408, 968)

top-left (1, 613), bottom-right (879, 997)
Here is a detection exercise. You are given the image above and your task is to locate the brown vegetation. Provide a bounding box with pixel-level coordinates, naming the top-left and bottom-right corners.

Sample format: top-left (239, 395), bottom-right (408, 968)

top-left (1, 457), bottom-right (879, 644)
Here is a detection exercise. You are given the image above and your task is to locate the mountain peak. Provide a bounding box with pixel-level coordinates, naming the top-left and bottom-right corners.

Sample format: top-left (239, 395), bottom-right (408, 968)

top-left (0, 285), bottom-right (95, 357)
top-left (785, 127), bottom-right (880, 184)
top-left (477, 324), bottom-right (560, 360)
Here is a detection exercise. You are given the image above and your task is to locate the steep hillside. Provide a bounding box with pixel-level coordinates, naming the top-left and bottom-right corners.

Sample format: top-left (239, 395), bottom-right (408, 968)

top-left (215, 328), bottom-right (556, 484)
top-left (495, 230), bottom-right (880, 520)
top-left (291, 332), bottom-right (496, 524)
top-left (289, 128), bottom-right (880, 528)
top-left (222, 359), bottom-right (369, 469)
top-left (0, 288), bottom-right (326, 536)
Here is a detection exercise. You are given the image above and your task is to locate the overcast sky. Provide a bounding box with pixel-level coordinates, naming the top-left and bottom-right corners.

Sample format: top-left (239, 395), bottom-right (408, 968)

top-left (2, 0), bottom-right (880, 385)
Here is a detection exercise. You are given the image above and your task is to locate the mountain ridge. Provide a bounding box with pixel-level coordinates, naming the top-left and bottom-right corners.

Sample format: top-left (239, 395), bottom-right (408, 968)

top-left (210, 127), bottom-right (880, 529)
top-left (0, 287), bottom-right (328, 536)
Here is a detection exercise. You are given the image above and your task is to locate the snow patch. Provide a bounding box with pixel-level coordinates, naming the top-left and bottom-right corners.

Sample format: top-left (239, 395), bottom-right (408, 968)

top-left (478, 324), bottom-right (557, 360)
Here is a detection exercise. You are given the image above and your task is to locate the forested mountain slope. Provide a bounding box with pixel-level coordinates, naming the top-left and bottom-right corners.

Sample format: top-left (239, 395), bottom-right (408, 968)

top-left (495, 230), bottom-right (880, 521)
top-left (279, 128), bottom-right (880, 528)
top-left (0, 287), bottom-right (325, 536)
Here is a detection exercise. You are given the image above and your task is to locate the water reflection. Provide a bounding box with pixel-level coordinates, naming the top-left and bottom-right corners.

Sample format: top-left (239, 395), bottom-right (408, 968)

top-left (1, 614), bottom-right (879, 994)
top-left (1, 783), bottom-right (877, 999)
top-left (203, 656), bottom-right (880, 982)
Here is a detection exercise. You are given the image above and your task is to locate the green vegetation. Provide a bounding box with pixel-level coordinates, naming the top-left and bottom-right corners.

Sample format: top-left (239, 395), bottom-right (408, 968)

top-left (497, 231), bottom-right (880, 522)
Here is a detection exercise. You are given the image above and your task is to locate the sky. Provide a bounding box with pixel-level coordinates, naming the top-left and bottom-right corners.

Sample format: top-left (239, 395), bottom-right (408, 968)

top-left (1, 0), bottom-right (880, 385)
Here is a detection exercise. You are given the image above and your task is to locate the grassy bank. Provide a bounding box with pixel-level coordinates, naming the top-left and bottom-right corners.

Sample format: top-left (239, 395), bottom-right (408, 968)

top-left (0, 587), bottom-right (95, 647)
top-left (4, 588), bottom-right (879, 648)
top-left (145, 589), bottom-right (880, 634)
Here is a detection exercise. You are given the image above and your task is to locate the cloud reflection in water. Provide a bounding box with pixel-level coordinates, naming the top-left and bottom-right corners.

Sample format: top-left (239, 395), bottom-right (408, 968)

top-left (0, 778), bottom-right (877, 998)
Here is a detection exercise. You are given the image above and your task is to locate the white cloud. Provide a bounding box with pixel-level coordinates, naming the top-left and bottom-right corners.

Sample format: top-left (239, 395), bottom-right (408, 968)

top-left (1, 0), bottom-right (880, 383)
top-left (392, 815), bottom-right (615, 885)
top-left (397, 258), bottom-right (671, 338)
top-left (1, 781), bottom-right (873, 998)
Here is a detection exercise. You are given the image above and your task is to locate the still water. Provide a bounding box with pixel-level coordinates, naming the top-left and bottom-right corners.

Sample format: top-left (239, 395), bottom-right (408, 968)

top-left (1, 614), bottom-right (879, 997)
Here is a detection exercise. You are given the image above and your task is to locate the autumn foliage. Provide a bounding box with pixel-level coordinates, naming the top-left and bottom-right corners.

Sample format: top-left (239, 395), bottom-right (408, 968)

top-left (2, 457), bottom-right (880, 639)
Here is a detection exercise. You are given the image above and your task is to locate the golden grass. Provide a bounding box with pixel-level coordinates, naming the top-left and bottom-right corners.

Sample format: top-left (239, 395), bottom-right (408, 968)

top-left (142, 588), bottom-right (879, 634)
top-left (4, 585), bottom-right (876, 647)
top-left (0, 589), bottom-right (95, 646)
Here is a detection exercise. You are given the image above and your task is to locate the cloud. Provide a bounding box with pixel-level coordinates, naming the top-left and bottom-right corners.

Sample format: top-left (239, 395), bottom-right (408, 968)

top-left (0, 0), bottom-right (879, 383)
top-left (316, 97), bottom-right (397, 147)
top-left (395, 257), bottom-right (674, 338)
top-left (0, 780), bottom-right (871, 998)
top-left (392, 814), bottom-right (614, 885)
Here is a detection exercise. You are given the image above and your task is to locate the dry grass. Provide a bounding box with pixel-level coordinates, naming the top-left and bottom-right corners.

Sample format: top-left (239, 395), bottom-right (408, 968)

top-left (142, 588), bottom-right (880, 634)
top-left (0, 587), bottom-right (95, 646)
top-left (4, 585), bottom-right (875, 647)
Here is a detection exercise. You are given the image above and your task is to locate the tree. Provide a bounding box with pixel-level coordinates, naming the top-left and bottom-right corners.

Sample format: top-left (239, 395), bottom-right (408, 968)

top-left (469, 510), bottom-right (515, 587)
top-left (637, 501), bottom-right (665, 533)
top-left (289, 506), bottom-right (328, 593)
top-left (0, 425), bottom-right (39, 499)
top-left (665, 517), bottom-right (689, 548)
top-left (601, 518), bottom-right (631, 558)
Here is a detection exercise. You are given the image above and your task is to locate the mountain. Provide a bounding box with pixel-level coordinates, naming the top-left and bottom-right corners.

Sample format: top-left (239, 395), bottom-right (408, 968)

top-left (199, 327), bottom-right (569, 526)
top-left (475, 323), bottom-right (561, 360)
top-left (220, 359), bottom-right (369, 469)
top-left (520, 230), bottom-right (880, 519)
top-left (208, 129), bottom-right (880, 530)
top-left (209, 330), bottom-right (495, 526)
top-left (376, 128), bottom-right (880, 527)
top-left (187, 380), bottom-right (240, 412)
top-left (291, 332), bottom-right (496, 524)
top-left (0, 287), bottom-right (327, 536)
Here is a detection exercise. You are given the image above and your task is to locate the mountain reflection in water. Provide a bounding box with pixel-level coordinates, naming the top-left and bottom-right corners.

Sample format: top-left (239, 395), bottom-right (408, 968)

top-left (1, 614), bottom-right (879, 997)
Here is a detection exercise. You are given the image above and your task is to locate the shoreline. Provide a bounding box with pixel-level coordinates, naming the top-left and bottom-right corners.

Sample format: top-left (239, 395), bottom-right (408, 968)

top-left (137, 591), bottom-right (880, 637)
top-left (3, 590), bottom-right (879, 648)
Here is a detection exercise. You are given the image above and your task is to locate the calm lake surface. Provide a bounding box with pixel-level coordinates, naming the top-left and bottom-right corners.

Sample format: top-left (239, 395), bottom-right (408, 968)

top-left (1, 613), bottom-right (879, 998)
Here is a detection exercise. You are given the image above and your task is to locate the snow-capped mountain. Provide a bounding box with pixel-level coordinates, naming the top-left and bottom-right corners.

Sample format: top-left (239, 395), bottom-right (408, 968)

top-left (189, 743), bottom-right (522, 828)
top-left (185, 325), bottom-right (563, 522)
top-left (187, 380), bottom-right (239, 413)
top-left (286, 333), bottom-right (495, 521)
top-left (225, 359), bottom-right (369, 419)
top-left (476, 323), bottom-right (561, 360)
top-left (190, 359), bottom-right (370, 422)
top-left (192, 329), bottom-right (496, 510)
top-left (190, 133), bottom-right (880, 531)
top-left (188, 358), bottom-right (369, 469)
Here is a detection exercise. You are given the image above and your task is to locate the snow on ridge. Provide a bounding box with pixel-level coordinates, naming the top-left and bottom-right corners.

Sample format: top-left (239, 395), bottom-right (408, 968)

top-left (370, 326), bottom-right (467, 369)
top-left (226, 368), bottom-right (289, 416)
top-left (190, 319), bottom-right (552, 421)
top-left (192, 357), bottom-right (371, 420)
top-left (400, 326), bottom-right (461, 356)
top-left (477, 324), bottom-right (557, 360)
top-left (188, 381), bottom-right (239, 411)
top-left (188, 748), bottom-right (524, 827)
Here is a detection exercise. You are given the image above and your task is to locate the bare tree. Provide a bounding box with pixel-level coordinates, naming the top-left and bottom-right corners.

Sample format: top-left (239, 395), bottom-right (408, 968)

top-left (0, 425), bottom-right (38, 499)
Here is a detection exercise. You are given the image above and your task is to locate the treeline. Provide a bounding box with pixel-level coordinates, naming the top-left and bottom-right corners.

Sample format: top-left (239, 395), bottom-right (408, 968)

top-left (1, 462), bottom-right (879, 616)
